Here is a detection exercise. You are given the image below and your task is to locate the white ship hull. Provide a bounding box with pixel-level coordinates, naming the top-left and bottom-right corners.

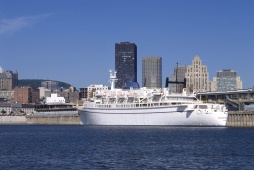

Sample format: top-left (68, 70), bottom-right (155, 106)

top-left (79, 105), bottom-right (228, 126)
top-left (79, 70), bottom-right (228, 126)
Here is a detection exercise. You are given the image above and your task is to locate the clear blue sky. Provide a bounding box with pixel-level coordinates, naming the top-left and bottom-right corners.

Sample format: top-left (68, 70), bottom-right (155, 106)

top-left (1, 0), bottom-right (253, 89)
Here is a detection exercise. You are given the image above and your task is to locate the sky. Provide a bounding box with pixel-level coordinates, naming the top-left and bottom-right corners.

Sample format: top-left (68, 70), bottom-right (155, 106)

top-left (0, 0), bottom-right (253, 89)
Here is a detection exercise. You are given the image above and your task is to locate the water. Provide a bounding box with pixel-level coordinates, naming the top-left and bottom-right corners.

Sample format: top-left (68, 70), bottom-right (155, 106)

top-left (0, 125), bottom-right (254, 169)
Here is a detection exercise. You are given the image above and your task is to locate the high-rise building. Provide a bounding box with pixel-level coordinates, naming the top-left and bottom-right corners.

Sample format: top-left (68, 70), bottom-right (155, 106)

top-left (115, 42), bottom-right (137, 88)
top-left (210, 69), bottom-right (242, 92)
top-left (185, 55), bottom-right (209, 92)
top-left (170, 65), bottom-right (187, 93)
top-left (41, 81), bottom-right (59, 91)
top-left (0, 67), bottom-right (18, 91)
top-left (142, 57), bottom-right (162, 88)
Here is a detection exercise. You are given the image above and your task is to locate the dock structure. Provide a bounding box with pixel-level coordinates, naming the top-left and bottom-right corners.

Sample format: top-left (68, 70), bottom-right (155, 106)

top-left (1, 112), bottom-right (254, 127)
top-left (26, 114), bottom-right (80, 125)
top-left (196, 89), bottom-right (254, 111)
top-left (227, 111), bottom-right (254, 127)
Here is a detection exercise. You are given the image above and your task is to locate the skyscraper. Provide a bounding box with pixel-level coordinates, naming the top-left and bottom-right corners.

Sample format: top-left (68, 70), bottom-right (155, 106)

top-left (185, 55), bottom-right (209, 92)
top-left (115, 42), bottom-right (137, 88)
top-left (142, 57), bottom-right (162, 88)
top-left (0, 67), bottom-right (18, 91)
top-left (210, 69), bottom-right (242, 92)
top-left (170, 65), bottom-right (187, 93)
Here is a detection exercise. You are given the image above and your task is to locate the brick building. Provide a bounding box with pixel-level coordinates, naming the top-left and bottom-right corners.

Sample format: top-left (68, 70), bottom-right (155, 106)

top-left (14, 87), bottom-right (40, 104)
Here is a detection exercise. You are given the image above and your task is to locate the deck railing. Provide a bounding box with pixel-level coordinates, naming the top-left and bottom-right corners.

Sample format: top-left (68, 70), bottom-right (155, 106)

top-left (86, 101), bottom-right (195, 109)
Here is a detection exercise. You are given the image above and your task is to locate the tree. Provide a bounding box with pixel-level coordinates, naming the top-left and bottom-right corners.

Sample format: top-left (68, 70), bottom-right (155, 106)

top-left (1, 109), bottom-right (6, 114)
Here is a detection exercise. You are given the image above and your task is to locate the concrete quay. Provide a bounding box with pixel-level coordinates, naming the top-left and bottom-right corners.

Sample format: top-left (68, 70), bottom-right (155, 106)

top-left (26, 114), bottom-right (80, 125)
top-left (0, 114), bottom-right (80, 125)
top-left (227, 111), bottom-right (254, 127)
top-left (0, 116), bottom-right (27, 124)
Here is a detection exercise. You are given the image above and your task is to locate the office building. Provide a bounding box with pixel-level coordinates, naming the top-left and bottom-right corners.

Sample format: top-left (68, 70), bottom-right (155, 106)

top-left (142, 57), bottom-right (162, 88)
top-left (170, 65), bottom-right (187, 93)
top-left (79, 88), bottom-right (88, 100)
top-left (115, 42), bottom-right (137, 88)
top-left (0, 67), bottom-right (18, 90)
top-left (210, 69), bottom-right (242, 92)
top-left (38, 87), bottom-right (51, 99)
top-left (41, 81), bottom-right (59, 91)
top-left (185, 55), bottom-right (209, 92)
top-left (13, 87), bottom-right (40, 104)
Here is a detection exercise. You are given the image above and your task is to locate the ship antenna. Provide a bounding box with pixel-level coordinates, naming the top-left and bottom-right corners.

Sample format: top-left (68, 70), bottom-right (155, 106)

top-left (109, 70), bottom-right (117, 90)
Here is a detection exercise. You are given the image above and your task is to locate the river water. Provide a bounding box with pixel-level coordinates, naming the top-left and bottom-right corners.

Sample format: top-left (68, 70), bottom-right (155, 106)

top-left (0, 125), bottom-right (254, 169)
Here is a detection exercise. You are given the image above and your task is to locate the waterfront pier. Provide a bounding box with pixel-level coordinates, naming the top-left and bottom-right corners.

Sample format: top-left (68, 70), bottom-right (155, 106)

top-left (1, 112), bottom-right (254, 127)
top-left (0, 116), bottom-right (26, 124)
top-left (196, 89), bottom-right (254, 111)
top-left (26, 114), bottom-right (80, 125)
top-left (227, 111), bottom-right (254, 127)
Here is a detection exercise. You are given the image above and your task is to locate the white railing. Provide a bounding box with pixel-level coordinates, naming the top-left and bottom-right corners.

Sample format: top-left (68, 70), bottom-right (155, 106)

top-left (86, 101), bottom-right (196, 109)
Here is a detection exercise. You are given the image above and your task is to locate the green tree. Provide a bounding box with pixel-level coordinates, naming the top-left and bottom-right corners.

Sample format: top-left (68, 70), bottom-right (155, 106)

top-left (1, 109), bottom-right (6, 114)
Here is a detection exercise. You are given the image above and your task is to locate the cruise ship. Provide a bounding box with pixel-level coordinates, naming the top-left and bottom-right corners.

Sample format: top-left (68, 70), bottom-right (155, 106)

top-left (78, 70), bottom-right (228, 126)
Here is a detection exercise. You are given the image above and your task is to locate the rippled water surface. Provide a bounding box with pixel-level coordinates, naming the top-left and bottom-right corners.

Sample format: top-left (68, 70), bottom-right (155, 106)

top-left (0, 125), bottom-right (254, 169)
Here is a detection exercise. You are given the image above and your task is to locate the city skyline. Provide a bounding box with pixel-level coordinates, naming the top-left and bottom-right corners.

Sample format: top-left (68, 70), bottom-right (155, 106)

top-left (1, 0), bottom-right (253, 89)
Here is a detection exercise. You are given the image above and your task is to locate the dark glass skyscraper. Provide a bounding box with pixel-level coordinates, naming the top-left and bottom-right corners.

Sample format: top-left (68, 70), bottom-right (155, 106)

top-left (115, 42), bottom-right (137, 88)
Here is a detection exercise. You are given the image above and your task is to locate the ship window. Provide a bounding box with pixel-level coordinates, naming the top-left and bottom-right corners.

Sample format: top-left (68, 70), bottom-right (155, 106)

top-left (199, 105), bottom-right (208, 109)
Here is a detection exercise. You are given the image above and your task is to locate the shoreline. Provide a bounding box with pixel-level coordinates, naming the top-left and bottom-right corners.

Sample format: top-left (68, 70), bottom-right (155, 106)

top-left (1, 111), bottom-right (254, 127)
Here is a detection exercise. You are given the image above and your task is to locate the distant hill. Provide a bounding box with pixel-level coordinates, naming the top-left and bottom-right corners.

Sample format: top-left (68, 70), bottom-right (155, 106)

top-left (18, 79), bottom-right (72, 89)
